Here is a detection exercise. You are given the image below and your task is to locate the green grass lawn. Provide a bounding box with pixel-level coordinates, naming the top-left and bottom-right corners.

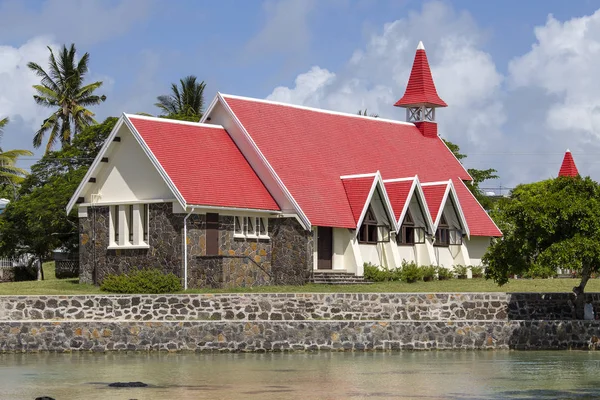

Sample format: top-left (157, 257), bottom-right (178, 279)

top-left (0, 262), bottom-right (599, 295)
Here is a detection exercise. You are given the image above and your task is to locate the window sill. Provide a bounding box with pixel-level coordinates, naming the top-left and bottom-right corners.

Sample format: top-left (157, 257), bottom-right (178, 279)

top-left (233, 234), bottom-right (246, 239)
top-left (108, 244), bottom-right (150, 250)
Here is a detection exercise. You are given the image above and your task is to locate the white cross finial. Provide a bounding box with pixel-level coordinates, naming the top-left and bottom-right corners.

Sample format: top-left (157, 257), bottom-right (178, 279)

top-left (417, 41), bottom-right (425, 50)
top-left (566, 148), bottom-right (571, 152)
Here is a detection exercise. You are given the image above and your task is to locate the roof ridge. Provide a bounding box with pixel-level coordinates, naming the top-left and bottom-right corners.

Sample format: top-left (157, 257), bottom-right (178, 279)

top-left (220, 93), bottom-right (415, 127)
top-left (124, 113), bottom-right (225, 130)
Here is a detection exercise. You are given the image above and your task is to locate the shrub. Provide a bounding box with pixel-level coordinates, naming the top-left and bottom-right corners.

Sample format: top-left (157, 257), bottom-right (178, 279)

top-left (453, 265), bottom-right (468, 279)
top-left (421, 265), bottom-right (437, 282)
top-left (437, 267), bottom-right (453, 280)
top-left (101, 268), bottom-right (182, 294)
top-left (363, 263), bottom-right (402, 282)
top-left (470, 266), bottom-right (484, 279)
top-left (400, 261), bottom-right (422, 283)
top-left (520, 264), bottom-right (557, 279)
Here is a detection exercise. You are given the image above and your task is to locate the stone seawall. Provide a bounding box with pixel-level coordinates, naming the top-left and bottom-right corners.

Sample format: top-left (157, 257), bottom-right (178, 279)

top-left (1, 293), bottom-right (598, 322)
top-left (1, 320), bottom-right (599, 352)
top-left (0, 293), bottom-right (598, 353)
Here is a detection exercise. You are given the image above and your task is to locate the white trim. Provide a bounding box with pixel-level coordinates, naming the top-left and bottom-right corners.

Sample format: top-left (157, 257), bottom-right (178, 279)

top-left (395, 177), bottom-right (418, 228)
top-left (414, 179), bottom-right (435, 234)
top-left (219, 93), bottom-right (415, 127)
top-left (215, 92), bottom-right (312, 230)
top-left (382, 176), bottom-right (417, 183)
top-left (340, 172), bottom-right (377, 180)
top-left (431, 181), bottom-right (452, 229)
top-left (125, 113), bottom-right (224, 130)
top-left (417, 41), bottom-right (425, 50)
top-left (66, 117), bottom-right (125, 214)
top-left (79, 198), bottom-right (177, 207)
top-left (421, 180), bottom-right (452, 187)
top-left (186, 204), bottom-right (281, 215)
top-left (107, 244), bottom-right (150, 250)
top-left (122, 115), bottom-right (187, 209)
top-left (199, 95), bottom-right (220, 124)
top-left (447, 180), bottom-right (470, 239)
top-left (352, 171), bottom-right (399, 234)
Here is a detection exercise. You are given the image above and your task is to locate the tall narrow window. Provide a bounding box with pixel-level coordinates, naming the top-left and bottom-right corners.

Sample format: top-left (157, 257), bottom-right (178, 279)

top-left (112, 205), bottom-right (119, 245)
top-left (206, 213), bottom-right (219, 255)
top-left (258, 217), bottom-right (268, 237)
top-left (358, 206), bottom-right (378, 244)
top-left (399, 210), bottom-right (425, 245)
top-left (245, 216), bottom-right (256, 237)
top-left (128, 205), bottom-right (134, 243)
top-left (143, 204), bottom-right (149, 243)
top-left (435, 214), bottom-right (450, 246)
top-left (234, 216), bottom-right (244, 237)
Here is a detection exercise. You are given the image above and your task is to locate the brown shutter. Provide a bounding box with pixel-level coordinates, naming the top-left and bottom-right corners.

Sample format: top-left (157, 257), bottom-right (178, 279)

top-left (206, 213), bottom-right (219, 255)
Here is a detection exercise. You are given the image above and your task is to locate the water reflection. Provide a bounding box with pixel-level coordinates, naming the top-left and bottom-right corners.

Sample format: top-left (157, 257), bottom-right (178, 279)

top-left (0, 351), bottom-right (598, 399)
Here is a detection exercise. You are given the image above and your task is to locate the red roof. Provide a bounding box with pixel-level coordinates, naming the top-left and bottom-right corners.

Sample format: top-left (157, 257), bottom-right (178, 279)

top-left (384, 179), bottom-right (414, 222)
top-left (422, 183), bottom-right (447, 223)
top-left (558, 150), bottom-right (579, 177)
top-left (394, 43), bottom-right (447, 108)
top-left (128, 116), bottom-right (280, 211)
top-left (221, 95), bottom-right (500, 236)
top-left (342, 176), bottom-right (375, 225)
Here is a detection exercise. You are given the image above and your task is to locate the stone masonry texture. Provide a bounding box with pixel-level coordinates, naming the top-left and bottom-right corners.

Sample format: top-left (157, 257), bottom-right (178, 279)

top-left (0, 293), bottom-right (599, 352)
top-left (79, 203), bottom-right (311, 288)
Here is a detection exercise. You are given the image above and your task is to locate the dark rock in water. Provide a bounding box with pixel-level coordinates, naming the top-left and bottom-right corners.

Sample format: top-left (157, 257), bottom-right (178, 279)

top-left (35, 397), bottom-right (56, 400)
top-left (108, 382), bottom-right (148, 388)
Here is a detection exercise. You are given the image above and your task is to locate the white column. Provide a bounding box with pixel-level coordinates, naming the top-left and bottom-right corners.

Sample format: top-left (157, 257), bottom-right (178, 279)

top-left (118, 205), bottom-right (128, 246)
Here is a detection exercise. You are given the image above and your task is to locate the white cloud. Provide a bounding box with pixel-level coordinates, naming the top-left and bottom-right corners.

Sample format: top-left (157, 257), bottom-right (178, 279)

top-left (0, 0), bottom-right (153, 46)
top-left (267, 1), bottom-right (505, 159)
top-left (507, 9), bottom-right (600, 182)
top-left (0, 37), bottom-right (59, 130)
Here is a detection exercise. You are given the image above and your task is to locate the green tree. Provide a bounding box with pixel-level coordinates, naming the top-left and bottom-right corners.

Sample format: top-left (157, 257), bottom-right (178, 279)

top-left (357, 109), bottom-right (379, 118)
top-left (155, 75), bottom-right (206, 122)
top-left (443, 139), bottom-right (499, 210)
top-left (484, 176), bottom-right (600, 319)
top-left (27, 44), bottom-right (106, 153)
top-left (0, 117), bottom-right (116, 280)
top-left (0, 117), bottom-right (34, 192)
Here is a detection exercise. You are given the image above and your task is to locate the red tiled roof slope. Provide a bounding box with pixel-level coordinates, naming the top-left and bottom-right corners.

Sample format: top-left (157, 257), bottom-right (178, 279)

top-left (454, 179), bottom-right (501, 237)
top-left (221, 96), bottom-right (506, 236)
top-left (342, 176), bottom-right (375, 225)
top-left (558, 150), bottom-right (579, 177)
top-left (384, 180), bottom-right (414, 222)
top-left (395, 46), bottom-right (447, 107)
top-left (422, 184), bottom-right (447, 223)
top-left (128, 117), bottom-right (280, 211)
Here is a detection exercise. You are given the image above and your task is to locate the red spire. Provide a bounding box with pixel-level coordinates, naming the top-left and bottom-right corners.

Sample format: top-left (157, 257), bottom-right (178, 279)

top-left (558, 149), bottom-right (579, 177)
top-left (395, 41), bottom-right (447, 108)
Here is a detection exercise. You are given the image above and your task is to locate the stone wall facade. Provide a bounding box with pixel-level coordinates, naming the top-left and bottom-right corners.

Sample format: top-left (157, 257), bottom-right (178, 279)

top-left (0, 320), bottom-right (598, 352)
top-left (79, 203), bottom-right (312, 288)
top-left (0, 293), bottom-right (599, 352)
top-left (1, 293), bottom-right (598, 322)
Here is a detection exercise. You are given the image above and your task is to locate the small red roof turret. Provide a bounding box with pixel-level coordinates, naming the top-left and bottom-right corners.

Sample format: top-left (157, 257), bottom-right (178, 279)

top-left (558, 149), bottom-right (579, 177)
top-left (395, 41), bottom-right (447, 108)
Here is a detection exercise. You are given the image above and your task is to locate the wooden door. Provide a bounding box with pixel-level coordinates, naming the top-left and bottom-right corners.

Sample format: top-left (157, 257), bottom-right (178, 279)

top-left (317, 227), bottom-right (333, 269)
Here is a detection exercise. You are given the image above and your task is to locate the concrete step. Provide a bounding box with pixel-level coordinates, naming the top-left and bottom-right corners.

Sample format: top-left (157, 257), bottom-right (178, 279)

top-left (310, 271), bottom-right (370, 285)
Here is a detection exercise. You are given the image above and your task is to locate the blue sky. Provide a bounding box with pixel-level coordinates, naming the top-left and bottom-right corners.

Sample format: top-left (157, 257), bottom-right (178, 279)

top-left (2, 0), bottom-right (600, 190)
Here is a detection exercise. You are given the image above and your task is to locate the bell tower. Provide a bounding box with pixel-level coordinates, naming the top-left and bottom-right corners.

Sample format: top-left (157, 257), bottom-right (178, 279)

top-left (394, 41), bottom-right (447, 138)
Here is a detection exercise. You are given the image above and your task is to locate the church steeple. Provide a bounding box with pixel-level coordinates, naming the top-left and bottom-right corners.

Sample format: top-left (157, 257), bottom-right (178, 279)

top-left (395, 41), bottom-right (446, 138)
top-left (558, 149), bottom-right (579, 177)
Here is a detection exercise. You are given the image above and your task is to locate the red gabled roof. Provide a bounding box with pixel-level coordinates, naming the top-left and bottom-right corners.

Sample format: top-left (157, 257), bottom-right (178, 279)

top-left (454, 179), bottom-right (501, 237)
top-left (422, 182), bottom-right (448, 223)
top-left (384, 179), bottom-right (414, 222)
top-left (394, 42), bottom-right (447, 108)
top-left (342, 175), bottom-right (375, 225)
top-left (220, 95), bottom-right (505, 237)
top-left (127, 116), bottom-right (280, 211)
top-left (558, 150), bottom-right (579, 177)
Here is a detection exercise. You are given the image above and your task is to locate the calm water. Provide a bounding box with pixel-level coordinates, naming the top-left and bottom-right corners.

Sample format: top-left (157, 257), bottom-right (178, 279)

top-left (1, 351), bottom-right (599, 400)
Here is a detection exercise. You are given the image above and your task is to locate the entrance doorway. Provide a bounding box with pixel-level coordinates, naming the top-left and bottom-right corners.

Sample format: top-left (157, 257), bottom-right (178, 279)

top-left (317, 227), bottom-right (333, 269)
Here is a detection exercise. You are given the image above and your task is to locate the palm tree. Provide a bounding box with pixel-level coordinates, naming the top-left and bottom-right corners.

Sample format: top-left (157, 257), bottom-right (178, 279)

top-left (27, 44), bottom-right (106, 153)
top-left (0, 117), bottom-right (33, 187)
top-left (155, 75), bottom-right (206, 122)
top-left (357, 109), bottom-right (379, 118)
